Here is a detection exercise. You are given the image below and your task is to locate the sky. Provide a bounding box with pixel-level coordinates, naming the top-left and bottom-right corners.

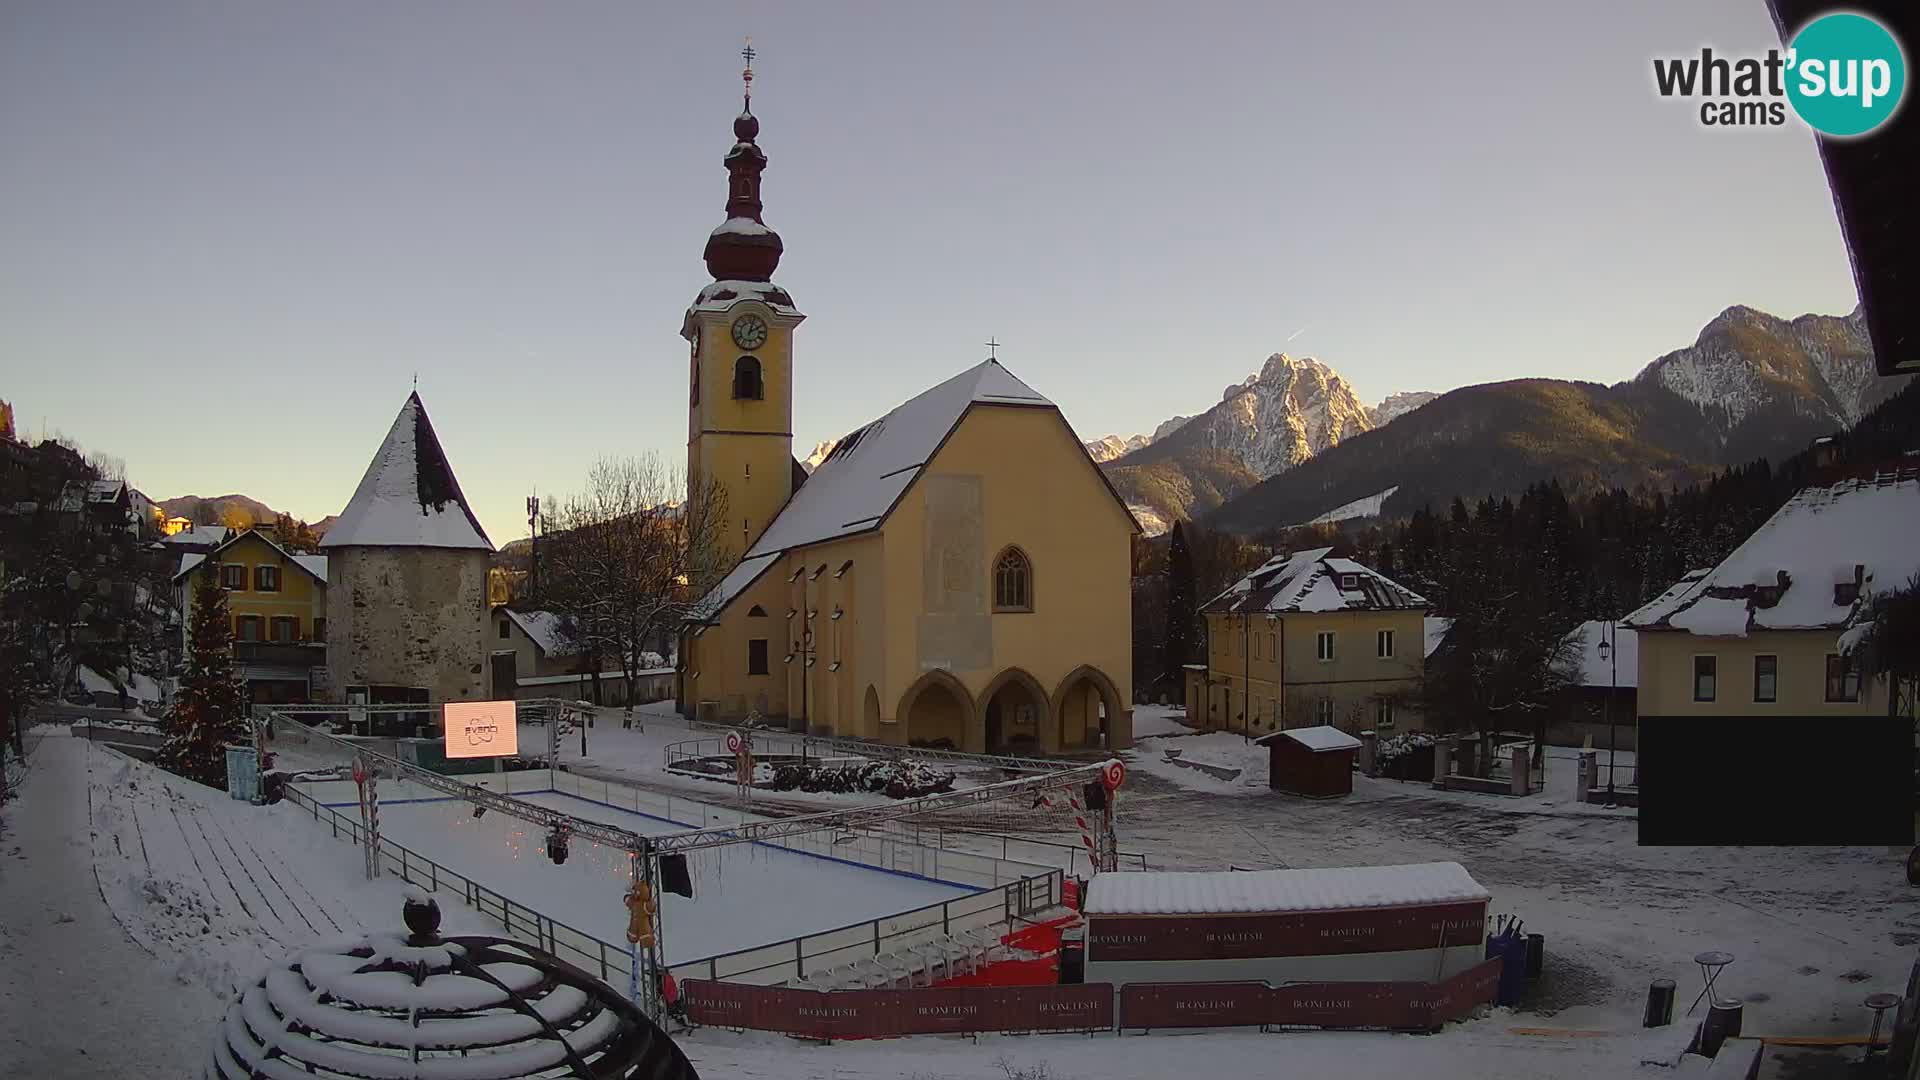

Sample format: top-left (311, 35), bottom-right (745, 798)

top-left (0, 1), bottom-right (1863, 544)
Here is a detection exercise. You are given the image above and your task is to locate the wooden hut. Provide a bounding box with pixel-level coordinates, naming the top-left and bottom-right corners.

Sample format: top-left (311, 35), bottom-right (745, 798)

top-left (1257, 725), bottom-right (1361, 798)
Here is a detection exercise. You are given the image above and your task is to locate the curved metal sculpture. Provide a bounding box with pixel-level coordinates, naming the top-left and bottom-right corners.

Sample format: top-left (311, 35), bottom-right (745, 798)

top-left (207, 892), bottom-right (699, 1079)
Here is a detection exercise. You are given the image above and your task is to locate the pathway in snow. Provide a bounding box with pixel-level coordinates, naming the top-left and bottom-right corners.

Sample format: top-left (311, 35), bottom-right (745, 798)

top-left (0, 730), bottom-right (221, 1077)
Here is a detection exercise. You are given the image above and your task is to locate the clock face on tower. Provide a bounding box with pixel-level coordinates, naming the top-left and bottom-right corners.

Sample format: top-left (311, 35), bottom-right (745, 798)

top-left (731, 314), bottom-right (769, 350)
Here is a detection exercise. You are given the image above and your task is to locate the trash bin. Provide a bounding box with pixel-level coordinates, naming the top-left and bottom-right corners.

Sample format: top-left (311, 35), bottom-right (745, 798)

top-left (1058, 926), bottom-right (1085, 985)
top-left (1644, 979), bottom-right (1676, 1028)
top-left (1524, 933), bottom-right (1544, 980)
top-left (1701, 999), bottom-right (1744, 1056)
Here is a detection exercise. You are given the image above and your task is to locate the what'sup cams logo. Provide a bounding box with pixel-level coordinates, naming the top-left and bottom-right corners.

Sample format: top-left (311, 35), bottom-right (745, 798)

top-left (1654, 11), bottom-right (1907, 136)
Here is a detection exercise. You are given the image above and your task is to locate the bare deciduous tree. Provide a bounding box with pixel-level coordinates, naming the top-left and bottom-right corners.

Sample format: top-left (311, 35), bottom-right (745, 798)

top-left (541, 455), bottom-right (729, 728)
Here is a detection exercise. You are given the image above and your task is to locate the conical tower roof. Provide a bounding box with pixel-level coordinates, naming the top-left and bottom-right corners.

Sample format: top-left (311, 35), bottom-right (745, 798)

top-left (320, 392), bottom-right (493, 551)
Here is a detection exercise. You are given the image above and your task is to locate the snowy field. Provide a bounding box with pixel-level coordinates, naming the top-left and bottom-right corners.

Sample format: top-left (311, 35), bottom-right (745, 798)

top-left (335, 786), bottom-right (978, 965)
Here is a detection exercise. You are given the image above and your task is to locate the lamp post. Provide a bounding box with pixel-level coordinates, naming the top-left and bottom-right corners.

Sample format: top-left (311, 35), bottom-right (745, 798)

top-left (1597, 620), bottom-right (1618, 806)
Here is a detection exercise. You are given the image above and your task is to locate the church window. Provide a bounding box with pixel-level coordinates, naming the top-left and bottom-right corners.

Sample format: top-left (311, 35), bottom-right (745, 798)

top-left (748, 638), bottom-right (769, 676)
top-left (733, 356), bottom-right (764, 400)
top-left (993, 547), bottom-right (1033, 612)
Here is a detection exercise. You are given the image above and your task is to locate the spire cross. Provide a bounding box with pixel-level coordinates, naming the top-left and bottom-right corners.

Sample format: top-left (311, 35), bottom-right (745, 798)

top-left (741, 38), bottom-right (755, 103)
top-left (985, 337), bottom-right (1000, 360)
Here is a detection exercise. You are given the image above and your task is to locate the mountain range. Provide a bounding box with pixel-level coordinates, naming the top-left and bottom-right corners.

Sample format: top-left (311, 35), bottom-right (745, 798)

top-left (157, 494), bottom-right (334, 536)
top-left (1189, 305), bottom-right (1903, 537)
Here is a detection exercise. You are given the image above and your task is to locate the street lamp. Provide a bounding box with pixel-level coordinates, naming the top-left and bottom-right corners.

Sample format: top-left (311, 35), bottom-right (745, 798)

top-left (1596, 620), bottom-right (1619, 806)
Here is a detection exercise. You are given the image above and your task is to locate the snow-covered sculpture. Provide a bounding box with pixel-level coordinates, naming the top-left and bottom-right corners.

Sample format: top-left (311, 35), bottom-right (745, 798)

top-left (206, 888), bottom-right (698, 1079)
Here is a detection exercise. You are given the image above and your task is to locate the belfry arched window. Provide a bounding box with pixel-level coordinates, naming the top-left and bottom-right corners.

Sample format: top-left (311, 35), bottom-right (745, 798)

top-left (733, 356), bottom-right (763, 400)
top-left (993, 547), bottom-right (1033, 612)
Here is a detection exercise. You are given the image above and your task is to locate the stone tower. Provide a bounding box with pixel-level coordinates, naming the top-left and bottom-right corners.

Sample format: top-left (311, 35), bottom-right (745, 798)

top-left (682, 47), bottom-right (806, 565)
top-left (321, 392), bottom-right (494, 703)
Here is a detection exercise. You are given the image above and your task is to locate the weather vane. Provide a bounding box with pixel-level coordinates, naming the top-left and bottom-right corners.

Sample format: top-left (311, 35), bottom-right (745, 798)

top-left (741, 37), bottom-right (755, 104)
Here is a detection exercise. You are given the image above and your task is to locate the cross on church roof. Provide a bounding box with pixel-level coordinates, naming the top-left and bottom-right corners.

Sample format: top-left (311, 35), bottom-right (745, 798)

top-left (741, 37), bottom-right (755, 101)
top-left (985, 337), bottom-right (1000, 360)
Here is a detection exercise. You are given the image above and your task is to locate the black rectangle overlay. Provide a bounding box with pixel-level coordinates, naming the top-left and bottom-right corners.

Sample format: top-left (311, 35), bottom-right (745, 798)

top-left (1639, 716), bottom-right (1912, 846)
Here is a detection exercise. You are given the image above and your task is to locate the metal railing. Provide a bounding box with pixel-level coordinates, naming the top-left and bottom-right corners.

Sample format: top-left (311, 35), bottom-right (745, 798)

top-left (277, 765), bottom-right (1067, 991)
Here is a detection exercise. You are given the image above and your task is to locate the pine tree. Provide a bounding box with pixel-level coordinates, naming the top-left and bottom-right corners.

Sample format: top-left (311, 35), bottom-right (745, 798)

top-left (1163, 520), bottom-right (1198, 686)
top-left (157, 567), bottom-right (251, 788)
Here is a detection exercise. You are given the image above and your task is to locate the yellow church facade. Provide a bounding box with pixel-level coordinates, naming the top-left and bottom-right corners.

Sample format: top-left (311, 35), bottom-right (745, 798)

top-left (675, 75), bottom-right (1136, 753)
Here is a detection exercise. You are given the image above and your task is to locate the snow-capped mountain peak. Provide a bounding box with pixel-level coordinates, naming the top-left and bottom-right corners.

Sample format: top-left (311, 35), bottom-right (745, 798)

top-left (1637, 304), bottom-right (1893, 432)
top-left (1177, 353), bottom-right (1375, 479)
top-left (1371, 391), bottom-right (1438, 427)
top-left (799, 439), bottom-right (837, 474)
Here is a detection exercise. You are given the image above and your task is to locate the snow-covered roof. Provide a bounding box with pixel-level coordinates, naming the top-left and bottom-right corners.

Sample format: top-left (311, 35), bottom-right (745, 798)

top-left (173, 532), bottom-right (328, 584)
top-left (688, 279), bottom-right (801, 317)
top-left (1204, 548), bottom-right (1429, 615)
top-left (696, 551), bottom-right (780, 622)
top-left (163, 525), bottom-right (227, 545)
top-left (1084, 861), bottom-right (1489, 916)
top-left (320, 392), bottom-right (493, 551)
top-left (86, 479), bottom-right (125, 502)
top-left (1256, 725), bottom-right (1363, 752)
top-left (1623, 470), bottom-right (1920, 637)
top-left (1561, 620), bottom-right (1638, 688)
top-left (710, 216), bottom-right (774, 238)
top-left (1424, 616), bottom-right (1453, 658)
top-left (500, 609), bottom-right (579, 657)
top-left (694, 360), bottom-right (1064, 617)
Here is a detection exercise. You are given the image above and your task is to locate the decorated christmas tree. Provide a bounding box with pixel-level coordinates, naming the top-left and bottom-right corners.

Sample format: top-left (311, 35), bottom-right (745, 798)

top-left (157, 565), bottom-right (251, 787)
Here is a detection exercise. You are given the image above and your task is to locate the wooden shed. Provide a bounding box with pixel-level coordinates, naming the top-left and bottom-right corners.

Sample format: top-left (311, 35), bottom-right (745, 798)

top-left (1258, 725), bottom-right (1361, 798)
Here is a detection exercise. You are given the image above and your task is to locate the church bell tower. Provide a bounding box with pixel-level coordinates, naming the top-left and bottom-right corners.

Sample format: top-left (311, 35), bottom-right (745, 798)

top-left (684, 41), bottom-right (804, 565)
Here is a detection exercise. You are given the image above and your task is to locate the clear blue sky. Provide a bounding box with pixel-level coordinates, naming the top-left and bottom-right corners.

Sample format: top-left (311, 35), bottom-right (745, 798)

top-left (0, 1), bottom-right (1860, 543)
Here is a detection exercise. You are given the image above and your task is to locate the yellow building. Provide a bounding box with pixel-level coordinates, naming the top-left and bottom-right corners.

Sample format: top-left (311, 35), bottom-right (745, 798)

top-left (1187, 549), bottom-right (1431, 737)
top-left (676, 86), bottom-right (1138, 753)
top-left (173, 528), bottom-right (328, 703)
top-left (1624, 469), bottom-right (1920, 721)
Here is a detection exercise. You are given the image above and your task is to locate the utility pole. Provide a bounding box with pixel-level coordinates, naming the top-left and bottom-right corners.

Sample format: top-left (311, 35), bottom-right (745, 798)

top-left (525, 494), bottom-right (540, 605)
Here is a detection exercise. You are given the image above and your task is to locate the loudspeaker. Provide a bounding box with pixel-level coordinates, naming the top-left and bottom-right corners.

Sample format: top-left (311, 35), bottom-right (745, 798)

top-left (660, 853), bottom-right (694, 898)
top-left (1083, 782), bottom-right (1107, 811)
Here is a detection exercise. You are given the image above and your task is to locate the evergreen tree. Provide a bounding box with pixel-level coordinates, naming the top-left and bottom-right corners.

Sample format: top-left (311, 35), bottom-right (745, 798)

top-left (1163, 520), bottom-right (1198, 685)
top-left (157, 567), bottom-right (251, 787)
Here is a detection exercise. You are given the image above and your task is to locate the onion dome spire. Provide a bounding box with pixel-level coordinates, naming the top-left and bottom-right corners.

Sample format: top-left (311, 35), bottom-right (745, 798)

top-left (703, 38), bottom-right (784, 282)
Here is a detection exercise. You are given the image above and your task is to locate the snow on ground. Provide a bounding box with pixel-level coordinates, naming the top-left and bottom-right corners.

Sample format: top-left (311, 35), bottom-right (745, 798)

top-left (8, 709), bottom-right (1916, 1076)
top-left (526, 702), bottom-right (1000, 811)
top-left (350, 788), bottom-right (976, 965)
top-left (1130, 728), bottom-right (1274, 793)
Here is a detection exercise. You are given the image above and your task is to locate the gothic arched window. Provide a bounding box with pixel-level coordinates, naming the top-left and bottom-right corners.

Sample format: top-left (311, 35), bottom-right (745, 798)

top-left (733, 356), bottom-right (763, 400)
top-left (993, 546), bottom-right (1033, 612)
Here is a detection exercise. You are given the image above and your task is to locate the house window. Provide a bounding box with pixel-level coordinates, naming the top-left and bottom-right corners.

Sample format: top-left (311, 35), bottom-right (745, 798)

top-left (314, 617), bottom-right (327, 640)
top-left (993, 547), bottom-right (1033, 612)
top-left (254, 565), bottom-right (281, 592)
top-left (1754, 655), bottom-right (1778, 703)
top-left (733, 356), bottom-right (764, 400)
top-left (748, 638), bottom-right (769, 676)
top-left (235, 615), bottom-right (261, 642)
top-left (1316, 631), bottom-right (1336, 662)
top-left (499, 620), bottom-right (511, 639)
top-left (1339, 573), bottom-right (1359, 590)
top-left (1377, 629), bottom-right (1395, 659)
top-left (1825, 654), bottom-right (1861, 703)
top-left (748, 605), bottom-right (768, 617)
top-left (1269, 632), bottom-right (1277, 657)
top-left (1693, 655), bottom-right (1717, 702)
top-left (1252, 635), bottom-right (1261, 660)
top-left (220, 564), bottom-right (246, 590)
top-left (269, 616), bottom-right (297, 643)
top-left (1373, 697), bottom-right (1395, 729)
top-left (1313, 698), bottom-right (1335, 725)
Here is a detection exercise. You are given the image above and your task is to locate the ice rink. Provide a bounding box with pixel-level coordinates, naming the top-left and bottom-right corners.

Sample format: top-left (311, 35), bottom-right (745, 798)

top-left (329, 786), bottom-right (978, 966)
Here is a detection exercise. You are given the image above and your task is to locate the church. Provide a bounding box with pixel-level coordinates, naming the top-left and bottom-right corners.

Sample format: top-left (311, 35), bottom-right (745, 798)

top-left (677, 62), bottom-right (1137, 753)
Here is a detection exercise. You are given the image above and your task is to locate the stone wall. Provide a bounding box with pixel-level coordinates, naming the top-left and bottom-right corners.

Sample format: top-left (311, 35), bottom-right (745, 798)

top-left (324, 546), bottom-right (488, 702)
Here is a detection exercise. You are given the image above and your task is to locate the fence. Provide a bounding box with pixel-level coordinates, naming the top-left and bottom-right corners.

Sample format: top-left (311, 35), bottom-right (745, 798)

top-left (278, 767), bottom-right (1065, 990)
top-left (678, 959), bottom-right (1505, 1040)
top-left (1116, 957), bottom-right (1504, 1032)
top-left (677, 717), bottom-right (1082, 773)
top-left (683, 981), bottom-right (1114, 1041)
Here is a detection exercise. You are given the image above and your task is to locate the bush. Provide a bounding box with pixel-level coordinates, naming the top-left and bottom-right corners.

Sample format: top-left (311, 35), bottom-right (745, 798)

top-left (765, 758), bottom-right (956, 798)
